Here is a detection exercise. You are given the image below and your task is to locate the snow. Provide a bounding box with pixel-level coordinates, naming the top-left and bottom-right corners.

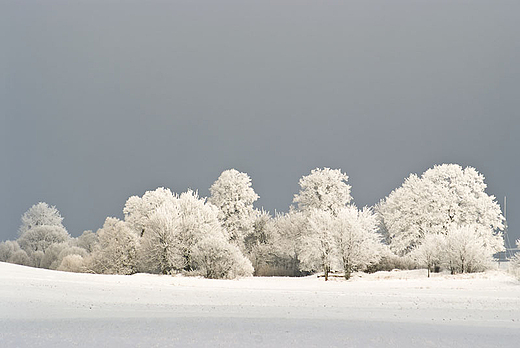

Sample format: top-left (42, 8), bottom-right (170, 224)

top-left (1, 262), bottom-right (519, 347)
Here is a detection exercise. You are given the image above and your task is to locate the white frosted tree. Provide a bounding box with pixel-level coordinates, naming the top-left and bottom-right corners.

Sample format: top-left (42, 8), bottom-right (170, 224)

top-left (410, 233), bottom-right (446, 277)
top-left (192, 235), bottom-right (254, 279)
top-left (377, 164), bottom-right (505, 258)
top-left (209, 169), bottom-right (259, 250)
top-left (74, 230), bottom-right (99, 253)
top-left (41, 243), bottom-right (88, 270)
top-left (510, 240), bottom-right (520, 280)
top-left (18, 202), bottom-right (64, 236)
top-left (17, 202), bottom-right (70, 257)
top-left (139, 199), bottom-right (185, 274)
top-left (89, 217), bottom-right (139, 275)
top-left (58, 254), bottom-right (85, 273)
top-left (334, 206), bottom-right (383, 280)
top-left (298, 209), bottom-right (336, 280)
top-left (139, 189), bottom-right (252, 278)
top-left (123, 187), bottom-right (176, 237)
top-left (0, 240), bottom-right (31, 266)
top-left (293, 168), bottom-right (352, 216)
top-left (445, 224), bottom-right (496, 274)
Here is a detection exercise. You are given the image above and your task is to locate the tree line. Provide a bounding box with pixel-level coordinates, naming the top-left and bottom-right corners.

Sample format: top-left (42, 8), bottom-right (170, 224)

top-left (1, 164), bottom-right (516, 280)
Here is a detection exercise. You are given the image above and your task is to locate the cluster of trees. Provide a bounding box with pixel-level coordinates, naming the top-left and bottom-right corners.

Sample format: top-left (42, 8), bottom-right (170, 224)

top-left (0, 164), bottom-right (509, 280)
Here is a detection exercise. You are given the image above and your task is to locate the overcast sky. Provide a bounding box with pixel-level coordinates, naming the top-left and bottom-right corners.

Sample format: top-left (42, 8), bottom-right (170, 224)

top-left (1, 1), bottom-right (519, 245)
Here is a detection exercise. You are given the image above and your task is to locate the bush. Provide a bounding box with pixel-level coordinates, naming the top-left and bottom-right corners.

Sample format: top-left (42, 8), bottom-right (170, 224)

top-left (58, 254), bottom-right (85, 273)
top-left (192, 236), bottom-right (253, 279)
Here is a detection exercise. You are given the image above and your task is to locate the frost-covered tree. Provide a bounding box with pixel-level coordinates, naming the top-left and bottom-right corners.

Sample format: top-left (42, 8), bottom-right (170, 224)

top-left (17, 202), bottom-right (70, 255)
top-left (243, 209), bottom-right (271, 271)
top-left (209, 169), bottom-right (259, 249)
top-left (0, 240), bottom-right (21, 262)
top-left (139, 200), bottom-right (185, 274)
top-left (192, 236), bottom-right (254, 279)
top-left (18, 225), bottom-right (70, 256)
top-left (445, 225), bottom-right (495, 274)
top-left (293, 168), bottom-right (352, 216)
top-left (510, 240), bottom-right (520, 280)
top-left (18, 202), bottom-right (64, 236)
top-left (74, 230), bottom-right (99, 253)
top-left (410, 234), bottom-right (446, 277)
top-left (139, 189), bottom-right (252, 278)
top-left (334, 206), bottom-right (383, 280)
top-left (0, 240), bottom-right (31, 266)
top-left (58, 254), bottom-right (85, 273)
top-left (89, 217), bottom-right (139, 275)
top-left (41, 243), bottom-right (88, 270)
top-left (377, 164), bottom-right (505, 256)
top-left (252, 210), bottom-right (307, 276)
top-left (299, 209), bottom-right (336, 280)
top-left (123, 187), bottom-right (175, 237)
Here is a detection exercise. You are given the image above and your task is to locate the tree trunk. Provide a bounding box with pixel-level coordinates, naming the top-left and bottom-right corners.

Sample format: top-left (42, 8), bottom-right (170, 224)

top-left (324, 265), bottom-right (329, 281)
top-left (427, 267), bottom-right (430, 278)
top-left (344, 260), bottom-right (351, 280)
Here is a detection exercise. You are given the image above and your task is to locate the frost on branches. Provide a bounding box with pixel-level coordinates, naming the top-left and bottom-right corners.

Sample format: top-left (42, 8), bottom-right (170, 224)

top-left (89, 217), bottom-right (139, 275)
top-left (133, 188), bottom-right (253, 278)
top-left (294, 168), bottom-right (383, 280)
top-left (123, 187), bottom-right (175, 237)
top-left (209, 169), bottom-right (259, 251)
top-left (293, 168), bottom-right (352, 216)
top-left (299, 209), bottom-right (336, 280)
top-left (510, 239), bottom-right (520, 280)
top-left (334, 206), bottom-right (383, 280)
top-left (378, 164), bottom-right (505, 272)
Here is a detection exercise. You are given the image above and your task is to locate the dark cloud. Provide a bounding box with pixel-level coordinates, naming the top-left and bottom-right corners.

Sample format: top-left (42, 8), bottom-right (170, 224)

top-left (2, 1), bottom-right (519, 245)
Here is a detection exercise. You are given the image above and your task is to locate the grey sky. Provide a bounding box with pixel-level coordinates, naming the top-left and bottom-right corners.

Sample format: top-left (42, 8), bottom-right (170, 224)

top-left (1, 1), bottom-right (519, 246)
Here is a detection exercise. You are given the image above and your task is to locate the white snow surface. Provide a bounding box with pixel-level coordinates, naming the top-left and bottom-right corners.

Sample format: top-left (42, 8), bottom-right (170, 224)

top-left (1, 262), bottom-right (519, 347)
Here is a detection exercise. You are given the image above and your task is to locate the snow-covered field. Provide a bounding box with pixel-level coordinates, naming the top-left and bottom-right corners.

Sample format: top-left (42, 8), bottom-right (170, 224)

top-left (1, 262), bottom-right (519, 347)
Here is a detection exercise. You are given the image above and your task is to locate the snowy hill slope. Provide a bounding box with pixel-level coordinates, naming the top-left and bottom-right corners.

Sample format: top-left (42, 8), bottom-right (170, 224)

top-left (1, 262), bottom-right (519, 347)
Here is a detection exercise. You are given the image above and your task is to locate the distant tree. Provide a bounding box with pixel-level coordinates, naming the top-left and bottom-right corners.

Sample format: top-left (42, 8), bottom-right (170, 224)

top-left (510, 240), bottom-right (520, 280)
top-left (74, 230), bottom-right (99, 253)
top-left (57, 254), bottom-right (85, 273)
top-left (17, 202), bottom-right (70, 255)
top-left (445, 225), bottom-right (494, 274)
top-left (298, 209), bottom-right (336, 281)
top-left (17, 225), bottom-right (70, 256)
top-left (123, 187), bottom-right (175, 237)
top-left (41, 243), bottom-right (88, 270)
top-left (89, 217), bottom-right (139, 275)
top-left (0, 240), bottom-right (31, 266)
top-left (243, 209), bottom-right (272, 271)
top-left (138, 200), bottom-right (185, 274)
top-left (334, 206), bottom-right (383, 280)
top-left (377, 164), bottom-right (505, 257)
top-left (209, 169), bottom-right (259, 250)
top-left (192, 236), bottom-right (254, 279)
top-left (293, 168), bottom-right (351, 216)
top-left (0, 240), bottom-right (21, 262)
top-left (139, 189), bottom-right (251, 278)
top-left (18, 202), bottom-right (64, 236)
top-left (410, 234), bottom-right (446, 277)
top-left (257, 210), bottom-right (306, 276)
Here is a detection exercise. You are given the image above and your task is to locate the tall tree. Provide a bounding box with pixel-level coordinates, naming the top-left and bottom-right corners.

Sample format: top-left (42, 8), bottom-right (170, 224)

top-left (293, 168), bottom-right (351, 216)
top-left (17, 203), bottom-right (70, 256)
top-left (209, 169), bottom-right (259, 250)
top-left (334, 206), bottom-right (383, 280)
top-left (89, 217), bottom-right (139, 275)
top-left (123, 187), bottom-right (175, 237)
top-left (377, 164), bottom-right (504, 257)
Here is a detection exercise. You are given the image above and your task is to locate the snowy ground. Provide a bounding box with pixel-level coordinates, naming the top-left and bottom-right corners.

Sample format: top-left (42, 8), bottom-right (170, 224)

top-left (1, 262), bottom-right (519, 347)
